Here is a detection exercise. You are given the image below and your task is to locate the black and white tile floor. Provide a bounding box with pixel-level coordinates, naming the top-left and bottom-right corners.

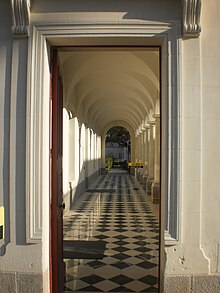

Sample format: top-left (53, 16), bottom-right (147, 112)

top-left (63, 170), bottom-right (159, 293)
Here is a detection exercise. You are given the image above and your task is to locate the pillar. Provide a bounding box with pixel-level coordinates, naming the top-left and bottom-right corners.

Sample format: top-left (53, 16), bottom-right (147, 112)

top-left (151, 114), bottom-right (160, 204)
top-left (143, 126), bottom-right (149, 190)
top-left (146, 121), bottom-right (155, 194)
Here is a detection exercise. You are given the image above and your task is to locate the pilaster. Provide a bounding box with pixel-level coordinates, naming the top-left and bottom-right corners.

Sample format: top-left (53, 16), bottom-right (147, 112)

top-left (142, 126), bottom-right (149, 190)
top-left (146, 121), bottom-right (155, 195)
top-left (151, 114), bottom-right (160, 204)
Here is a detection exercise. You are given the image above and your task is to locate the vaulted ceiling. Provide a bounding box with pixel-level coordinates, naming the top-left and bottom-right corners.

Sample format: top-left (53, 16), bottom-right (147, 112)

top-left (59, 48), bottom-right (160, 135)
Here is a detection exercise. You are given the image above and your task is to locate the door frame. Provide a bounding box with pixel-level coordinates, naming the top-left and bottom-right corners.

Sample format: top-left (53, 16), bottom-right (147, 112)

top-left (25, 22), bottom-right (182, 291)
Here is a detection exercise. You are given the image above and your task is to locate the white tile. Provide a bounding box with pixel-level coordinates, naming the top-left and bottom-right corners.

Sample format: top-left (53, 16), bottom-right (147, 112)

top-left (124, 243), bottom-right (140, 250)
top-left (104, 249), bottom-right (120, 257)
top-left (76, 265), bottom-right (93, 278)
top-left (94, 265), bottom-right (120, 279)
top-left (122, 265), bottom-right (147, 279)
top-left (101, 256), bottom-right (118, 265)
top-left (93, 279), bottom-right (118, 291)
top-left (124, 256), bottom-right (144, 265)
top-left (124, 280), bottom-right (149, 291)
top-left (121, 231), bottom-right (139, 237)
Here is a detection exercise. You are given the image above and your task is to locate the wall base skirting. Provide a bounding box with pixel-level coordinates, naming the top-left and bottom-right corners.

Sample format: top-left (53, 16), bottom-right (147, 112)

top-left (151, 182), bottom-right (160, 204)
top-left (0, 271), bottom-right (43, 293)
top-left (87, 170), bottom-right (101, 188)
top-left (146, 177), bottom-right (154, 195)
top-left (164, 274), bottom-right (220, 293)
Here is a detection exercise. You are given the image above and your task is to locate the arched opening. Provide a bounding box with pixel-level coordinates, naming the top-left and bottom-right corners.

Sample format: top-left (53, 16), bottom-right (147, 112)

top-left (105, 126), bottom-right (131, 171)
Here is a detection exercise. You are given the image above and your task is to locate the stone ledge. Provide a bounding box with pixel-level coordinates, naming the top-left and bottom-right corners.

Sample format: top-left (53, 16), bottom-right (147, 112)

top-left (192, 275), bottom-right (220, 293)
top-left (164, 274), bottom-right (220, 293)
top-left (0, 271), bottom-right (43, 293)
top-left (0, 272), bottom-right (16, 293)
top-left (164, 275), bottom-right (191, 293)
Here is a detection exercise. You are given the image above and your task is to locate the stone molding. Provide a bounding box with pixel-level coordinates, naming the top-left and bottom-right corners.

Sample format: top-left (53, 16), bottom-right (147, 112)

top-left (182, 0), bottom-right (201, 38)
top-left (10, 0), bottom-right (31, 37)
top-left (26, 21), bottom-right (181, 244)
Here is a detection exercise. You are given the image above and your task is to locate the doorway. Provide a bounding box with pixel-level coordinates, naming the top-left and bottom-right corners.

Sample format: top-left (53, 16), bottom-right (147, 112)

top-left (50, 46), bottom-right (161, 292)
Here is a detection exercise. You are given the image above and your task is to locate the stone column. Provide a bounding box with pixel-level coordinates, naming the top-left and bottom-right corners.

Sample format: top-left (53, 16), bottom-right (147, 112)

top-left (135, 134), bottom-right (138, 161)
top-left (151, 114), bottom-right (160, 204)
top-left (146, 121), bottom-right (155, 195)
top-left (141, 129), bottom-right (146, 183)
top-left (101, 136), bottom-right (106, 174)
top-left (140, 128), bottom-right (145, 185)
top-left (137, 132), bottom-right (142, 180)
top-left (143, 126), bottom-right (149, 190)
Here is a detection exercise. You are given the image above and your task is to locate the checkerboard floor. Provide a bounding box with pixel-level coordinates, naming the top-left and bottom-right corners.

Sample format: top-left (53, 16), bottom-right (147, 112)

top-left (63, 170), bottom-right (159, 292)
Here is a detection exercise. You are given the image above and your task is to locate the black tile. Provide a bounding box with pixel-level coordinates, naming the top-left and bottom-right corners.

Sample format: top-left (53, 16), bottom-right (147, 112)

top-left (110, 285), bottom-right (133, 292)
top-left (65, 274), bottom-right (75, 282)
top-left (109, 275), bottom-right (133, 285)
top-left (115, 228), bottom-right (128, 232)
top-left (94, 235), bottom-right (107, 240)
top-left (114, 235), bottom-right (128, 240)
top-left (81, 274), bottom-right (105, 284)
top-left (139, 275), bottom-right (158, 286)
top-left (96, 228), bottom-right (111, 232)
top-left (113, 253), bottom-right (129, 261)
top-left (111, 262), bottom-right (130, 269)
top-left (114, 240), bottom-right (129, 246)
top-left (138, 253), bottom-right (157, 260)
top-left (137, 261), bottom-right (158, 270)
top-left (134, 247), bottom-right (152, 253)
top-left (63, 285), bottom-right (73, 291)
top-left (113, 246), bottom-right (129, 253)
top-left (78, 285), bottom-right (102, 291)
top-left (140, 286), bottom-right (158, 292)
top-left (133, 235), bottom-right (148, 241)
top-left (87, 260), bottom-right (105, 268)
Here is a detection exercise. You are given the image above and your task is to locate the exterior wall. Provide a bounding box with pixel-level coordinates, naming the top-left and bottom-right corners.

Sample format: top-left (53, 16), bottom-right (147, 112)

top-left (201, 0), bottom-right (220, 275)
top-left (1, 0), bottom-right (220, 292)
top-left (164, 1), bottom-right (220, 292)
top-left (0, 1), bottom-right (43, 292)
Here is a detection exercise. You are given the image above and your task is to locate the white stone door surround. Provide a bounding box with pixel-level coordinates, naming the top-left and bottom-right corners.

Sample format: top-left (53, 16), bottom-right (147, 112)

top-left (25, 21), bottom-right (182, 266)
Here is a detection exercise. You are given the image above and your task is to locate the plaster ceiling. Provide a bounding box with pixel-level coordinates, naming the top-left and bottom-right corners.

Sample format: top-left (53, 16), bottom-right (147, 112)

top-left (59, 48), bottom-right (160, 135)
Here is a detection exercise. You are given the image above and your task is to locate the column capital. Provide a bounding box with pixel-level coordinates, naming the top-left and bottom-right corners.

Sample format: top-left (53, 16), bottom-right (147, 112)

top-left (153, 114), bottom-right (160, 120)
top-left (182, 0), bottom-right (201, 38)
top-left (11, 0), bottom-right (31, 37)
top-left (147, 121), bottom-right (155, 126)
top-left (144, 125), bottom-right (150, 131)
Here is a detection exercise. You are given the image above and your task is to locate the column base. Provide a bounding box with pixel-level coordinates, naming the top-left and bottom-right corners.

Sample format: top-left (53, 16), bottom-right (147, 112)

top-left (151, 182), bottom-right (160, 204)
top-left (146, 177), bottom-right (154, 195)
top-left (142, 174), bottom-right (148, 190)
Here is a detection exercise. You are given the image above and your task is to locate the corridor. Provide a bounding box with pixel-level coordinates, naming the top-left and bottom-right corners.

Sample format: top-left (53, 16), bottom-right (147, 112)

top-left (63, 170), bottom-right (159, 292)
